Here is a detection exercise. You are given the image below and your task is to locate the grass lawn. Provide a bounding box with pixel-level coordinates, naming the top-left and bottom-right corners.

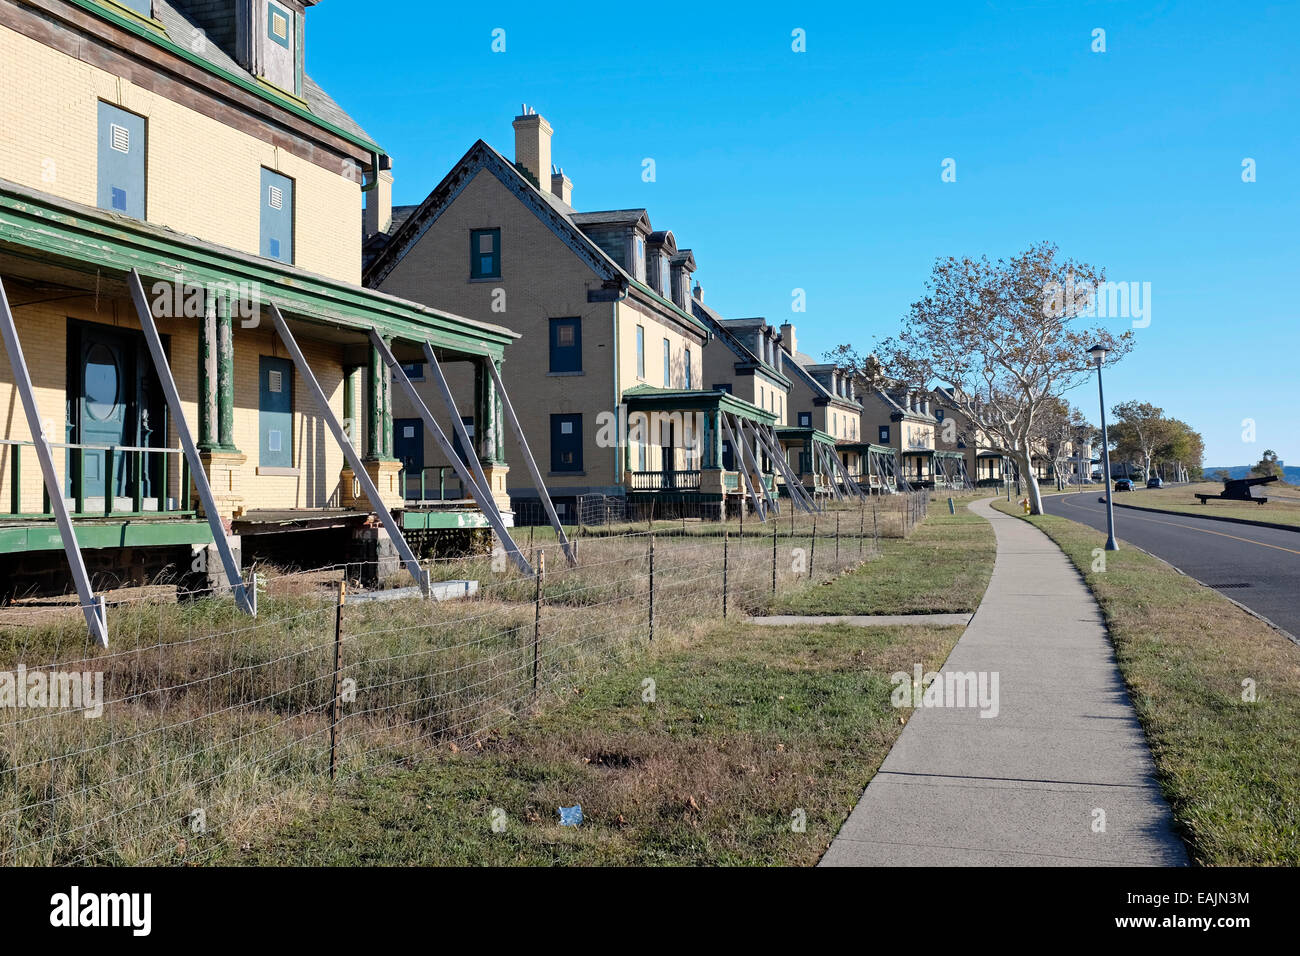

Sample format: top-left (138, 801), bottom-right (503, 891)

top-left (226, 502), bottom-right (997, 865)
top-left (992, 499), bottom-right (1300, 865)
top-left (766, 500), bottom-right (996, 616)
top-left (1114, 481), bottom-right (1300, 529)
top-left (229, 618), bottom-right (966, 865)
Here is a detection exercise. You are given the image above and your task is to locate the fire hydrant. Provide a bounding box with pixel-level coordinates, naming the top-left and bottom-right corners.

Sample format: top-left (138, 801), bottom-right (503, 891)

top-left (1021, 497), bottom-right (1031, 515)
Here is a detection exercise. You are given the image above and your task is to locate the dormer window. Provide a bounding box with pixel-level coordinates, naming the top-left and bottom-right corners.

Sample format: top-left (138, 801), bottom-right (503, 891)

top-left (634, 236), bottom-right (646, 282)
top-left (659, 254), bottom-right (670, 296)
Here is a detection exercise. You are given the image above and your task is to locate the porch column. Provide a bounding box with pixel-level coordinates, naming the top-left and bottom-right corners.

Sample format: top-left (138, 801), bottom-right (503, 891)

top-left (216, 296), bottom-right (236, 451)
top-left (342, 365), bottom-right (360, 449)
top-left (343, 339), bottom-right (400, 510)
top-left (704, 409), bottom-right (721, 470)
top-left (197, 294), bottom-right (245, 519)
top-left (197, 297), bottom-right (217, 451)
top-left (474, 357), bottom-right (506, 465)
top-left (366, 340), bottom-right (382, 460)
top-left (473, 356), bottom-right (510, 511)
top-left (382, 342), bottom-right (393, 459)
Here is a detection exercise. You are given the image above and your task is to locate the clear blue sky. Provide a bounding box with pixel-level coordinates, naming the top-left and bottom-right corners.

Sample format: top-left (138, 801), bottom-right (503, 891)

top-left (308, 0), bottom-right (1297, 468)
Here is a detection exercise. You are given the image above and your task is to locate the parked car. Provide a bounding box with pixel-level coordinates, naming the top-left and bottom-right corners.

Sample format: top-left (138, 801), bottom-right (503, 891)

top-left (1114, 478), bottom-right (1134, 492)
top-left (1146, 477), bottom-right (1164, 489)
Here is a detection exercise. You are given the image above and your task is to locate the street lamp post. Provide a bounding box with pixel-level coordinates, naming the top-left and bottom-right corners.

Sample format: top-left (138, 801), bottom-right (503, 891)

top-left (1088, 344), bottom-right (1119, 551)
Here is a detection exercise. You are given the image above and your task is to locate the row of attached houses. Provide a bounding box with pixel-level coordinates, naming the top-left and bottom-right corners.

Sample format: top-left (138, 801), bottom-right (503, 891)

top-left (0, 3), bottom-right (1089, 636)
top-left (0, 0), bottom-right (535, 629)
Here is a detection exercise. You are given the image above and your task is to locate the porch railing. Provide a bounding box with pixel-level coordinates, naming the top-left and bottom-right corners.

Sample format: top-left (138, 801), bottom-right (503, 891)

top-left (0, 439), bottom-right (193, 518)
top-left (398, 465), bottom-right (464, 503)
top-left (629, 470), bottom-right (703, 491)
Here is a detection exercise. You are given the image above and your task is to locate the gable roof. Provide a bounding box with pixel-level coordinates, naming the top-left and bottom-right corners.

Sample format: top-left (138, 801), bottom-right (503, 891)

top-left (362, 139), bottom-right (709, 336)
top-left (691, 303), bottom-right (791, 389)
top-left (780, 346), bottom-right (860, 409)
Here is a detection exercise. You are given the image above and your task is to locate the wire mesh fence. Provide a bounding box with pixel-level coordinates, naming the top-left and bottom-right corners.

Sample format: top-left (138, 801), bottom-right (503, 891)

top-left (0, 491), bottom-right (928, 865)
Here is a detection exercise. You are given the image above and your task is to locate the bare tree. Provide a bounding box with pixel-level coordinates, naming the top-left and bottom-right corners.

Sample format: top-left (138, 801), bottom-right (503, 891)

top-left (834, 242), bottom-right (1133, 513)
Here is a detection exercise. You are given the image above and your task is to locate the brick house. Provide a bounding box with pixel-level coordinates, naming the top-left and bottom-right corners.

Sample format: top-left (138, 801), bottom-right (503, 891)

top-left (0, 0), bottom-right (520, 610)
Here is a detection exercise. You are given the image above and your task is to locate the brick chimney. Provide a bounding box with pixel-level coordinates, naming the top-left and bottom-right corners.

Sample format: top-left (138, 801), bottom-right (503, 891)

top-left (512, 106), bottom-right (552, 190)
top-left (550, 165), bottom-right (572, 205)
top-left (364, 163), bottom-right (393, 237)
top-left (779, 322), bottom-right (796, 356)
top-left (692, 281), bottom-right (703, 302)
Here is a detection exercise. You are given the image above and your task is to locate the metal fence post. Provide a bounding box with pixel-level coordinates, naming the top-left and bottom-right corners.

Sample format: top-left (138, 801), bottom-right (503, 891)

top-left (533, 550), bottom-right (544, 692)
top-left (722, 531), bottom-right (729, 620)
top-left (329, 580), bottom-right (345, 781)
top-left (810, 515), bottom-right (817, 579)
top-left (771, 523), bottom-right (778, 595)
top-left (648, 535), bottom-right (655, 641)
top-left (859, 500), bottom-right (865, 558)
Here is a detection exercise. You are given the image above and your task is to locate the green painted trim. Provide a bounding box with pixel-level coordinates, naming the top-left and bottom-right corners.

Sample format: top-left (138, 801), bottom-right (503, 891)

top-left (621, 385), bottom-right (777, 424)
top-left (400, 510), bottom-right (491, 530)
top-left (0, 518), bottom-right (212, 553)
top-left (70, 0), bottom-right (385, 157)
top-left (97, 0), bottom-right (165, 33)
top-left (0, 181), bottom-right (516, 358)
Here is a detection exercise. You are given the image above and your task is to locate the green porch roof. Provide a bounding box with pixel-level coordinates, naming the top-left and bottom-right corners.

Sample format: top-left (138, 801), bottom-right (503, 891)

top-left (836, 441), bottom-right (896, 456)
top-left (622, 385), bottom-right (776, 424)
top-left (0, 180), bottom-right (517, 359)
top-left (775, 425), bottom-right (836, 446)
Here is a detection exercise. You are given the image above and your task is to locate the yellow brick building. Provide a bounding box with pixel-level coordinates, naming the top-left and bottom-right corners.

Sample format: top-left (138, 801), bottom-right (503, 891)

top-left (0, 0), bottom-right (518, 600)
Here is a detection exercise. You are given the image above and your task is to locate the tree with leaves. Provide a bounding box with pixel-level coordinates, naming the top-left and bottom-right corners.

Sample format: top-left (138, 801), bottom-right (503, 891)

top-left (1251, 449), bottom-right (1282, 479)
top-left (1110, 401), bottom-right (1173, 480)
top-left (1156, 419), bottom-right (1204, 481)
top-left (831, 242), bottom-right (1132, 513)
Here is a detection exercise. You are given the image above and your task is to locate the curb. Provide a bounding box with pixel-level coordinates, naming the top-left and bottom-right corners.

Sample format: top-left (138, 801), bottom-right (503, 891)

top-left (1110, 500), bottom-right (1300, 535)
top-left (1002, 497), bottom-right (1300, 650)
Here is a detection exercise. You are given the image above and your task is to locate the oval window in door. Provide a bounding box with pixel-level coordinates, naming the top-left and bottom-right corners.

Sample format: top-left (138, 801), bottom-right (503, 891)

top-left (85, 343), bottom-right (120, 421)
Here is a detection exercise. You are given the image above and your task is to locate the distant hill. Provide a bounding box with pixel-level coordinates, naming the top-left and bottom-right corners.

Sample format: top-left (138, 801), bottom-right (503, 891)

top-left (1203, 465), bottom-right (1300, 484)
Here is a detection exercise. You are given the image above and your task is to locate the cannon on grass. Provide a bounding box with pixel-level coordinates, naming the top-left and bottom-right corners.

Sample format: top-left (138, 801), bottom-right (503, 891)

top-left (1195, 474), bottom-right (1277, 506)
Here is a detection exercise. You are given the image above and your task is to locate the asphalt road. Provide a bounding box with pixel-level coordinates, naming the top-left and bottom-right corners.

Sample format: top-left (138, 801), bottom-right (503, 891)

top-left (1042, 491), bottom-right (1300, 640)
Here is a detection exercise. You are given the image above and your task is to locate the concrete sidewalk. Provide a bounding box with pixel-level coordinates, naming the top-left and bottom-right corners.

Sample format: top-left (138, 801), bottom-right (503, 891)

top-left (820, 497), bottom-right (1187, 866)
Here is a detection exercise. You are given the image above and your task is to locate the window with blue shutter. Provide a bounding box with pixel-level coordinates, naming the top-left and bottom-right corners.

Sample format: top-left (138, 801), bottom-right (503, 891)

top-left (684, 347), bottom-right (692, 389)
top-left (549, 318), bottom-right (581, 373)
top-left (97, 102), bottom-right (146, 219)
top-left (635, 325), bottom-right (645, 379)
top-left (550, 414), bottom-right (582, 472)
top-left (259, 356), bottom-right (293, 468)
top-left (470, 229), bottom-right (501, 278)
top-left (662, 339), bottom-right (671, 387)
top-left (260, 168), bottom-right (294, 263)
